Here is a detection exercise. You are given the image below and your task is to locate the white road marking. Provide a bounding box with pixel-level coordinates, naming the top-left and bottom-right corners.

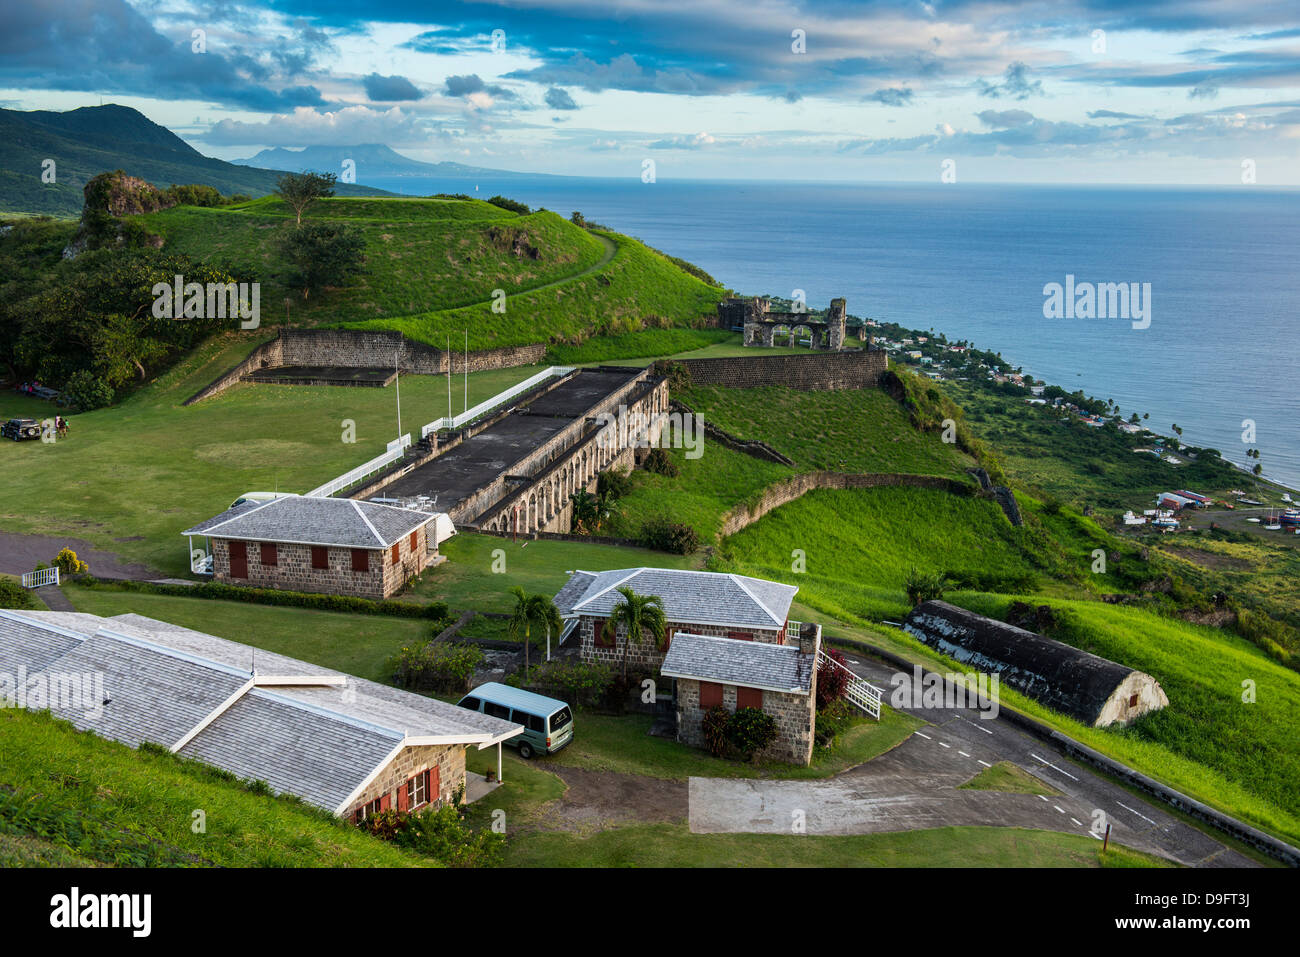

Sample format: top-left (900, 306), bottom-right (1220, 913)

top-left (978, 760), bottom-right (992, 768)
top-left (955, 715), bottom-right (995, 735)
top-left (1038, 795), bottom-right (1049, 802)
top-left (1054, 805), bottom-right (1065, 814)
top-left (938, 741), bottom-right (950, 749)
top-left (1029, 753), bottom-right (1079, 781)
top-left (958, 750), bottom-right (971, 757)
top-left (914, 731), bottom-right (932, 740)
top-left (1071, 818), bottom-right (1083, 827)
top-left (1117, 801), bottom-right (1159, 827)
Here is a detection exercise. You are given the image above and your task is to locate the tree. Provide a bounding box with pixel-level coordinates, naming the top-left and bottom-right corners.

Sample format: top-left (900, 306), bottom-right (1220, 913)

top-left (274, 171), bottom-right (336, 226)
top-left (277, 222), bottom-right (365, 300)
top-left (608, 586), bottom-right (667, 679)
top-left (569, 489), bottom-right (605, 534)
top-left (507, 586), bottom-right (562, 674)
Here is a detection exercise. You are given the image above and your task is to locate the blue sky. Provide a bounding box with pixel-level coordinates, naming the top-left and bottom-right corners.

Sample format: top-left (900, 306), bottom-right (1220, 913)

top-left (3, 0), bottom-right (1300, 184)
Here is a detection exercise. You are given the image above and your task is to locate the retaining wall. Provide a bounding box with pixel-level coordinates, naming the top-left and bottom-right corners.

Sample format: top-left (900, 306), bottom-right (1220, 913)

top-left (674, 350), bottom-right (887, 392)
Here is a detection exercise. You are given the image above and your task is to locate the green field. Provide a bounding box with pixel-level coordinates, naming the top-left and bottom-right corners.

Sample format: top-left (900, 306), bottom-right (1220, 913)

top-left (0, 335), bottom-right (546, 577)
top-left (0, 709), bottom-right (430, 867)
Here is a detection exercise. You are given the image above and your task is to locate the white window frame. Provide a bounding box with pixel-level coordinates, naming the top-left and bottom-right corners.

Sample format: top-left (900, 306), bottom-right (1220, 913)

top-left (408, 769), bottom-right (429, 809)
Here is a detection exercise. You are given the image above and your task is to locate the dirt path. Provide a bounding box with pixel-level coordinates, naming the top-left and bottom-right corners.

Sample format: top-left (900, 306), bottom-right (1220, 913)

top-left (538, 766), bottom-right (687, 833)
top-left (0, 531), bottom-right (164, 580)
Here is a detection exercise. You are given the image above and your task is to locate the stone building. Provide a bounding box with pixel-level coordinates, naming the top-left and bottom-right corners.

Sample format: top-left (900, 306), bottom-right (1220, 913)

top-left (183, 495), bottom-right (439, 599)
top-left (719, 296), bottom-right (859, 351)
top-left (0, 609), bottom-right (522, 819)
top-left (661, 624), bottom-right (821, 765)
top-left (902, 600), bottom-right (1170, 727)
top-left (553, 567), bottom-right (799, 675)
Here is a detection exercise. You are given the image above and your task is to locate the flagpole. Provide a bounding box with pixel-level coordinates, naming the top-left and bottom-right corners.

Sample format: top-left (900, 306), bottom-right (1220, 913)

top-left (446, 334), bottom-right (452, 423)
top-left (464, 329), bottom-right (468, 414)
top-left (395, 351), bottom-right (401, 440)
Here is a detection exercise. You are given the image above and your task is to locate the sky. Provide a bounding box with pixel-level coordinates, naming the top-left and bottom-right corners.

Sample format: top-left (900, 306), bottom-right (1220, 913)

top-left (2, 0), bottom-right (1300, 184)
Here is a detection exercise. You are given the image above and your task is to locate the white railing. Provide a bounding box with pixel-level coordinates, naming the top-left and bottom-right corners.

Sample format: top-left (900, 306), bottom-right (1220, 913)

top-left (421, 366), bottom-right (575, 438)
top-left (818, 649), bottom-right (882, 720)
top-left (305, 433), bottom-right (412, 498)
top-left (22, 567), bottom-right (60, 589)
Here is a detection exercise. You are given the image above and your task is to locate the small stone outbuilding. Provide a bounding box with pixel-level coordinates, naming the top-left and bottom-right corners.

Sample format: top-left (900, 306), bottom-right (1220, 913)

top-left (661, 625), bottom-right (821, 765)
top-left (183, 495), bottom-right (439, 599)
top-left (902, 600), bottom-right (1169, 727)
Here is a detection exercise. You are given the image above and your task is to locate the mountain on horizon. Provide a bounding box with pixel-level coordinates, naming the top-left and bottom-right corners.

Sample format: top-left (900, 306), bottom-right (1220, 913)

top-left (0, 104), bottom-right (388, 217)
top-left (236, 143), bottom-right (567, 183)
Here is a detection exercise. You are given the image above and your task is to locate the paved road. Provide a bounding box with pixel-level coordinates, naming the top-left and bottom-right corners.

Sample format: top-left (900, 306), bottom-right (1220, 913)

top-left (690, 650), bottom-right (1258, 867)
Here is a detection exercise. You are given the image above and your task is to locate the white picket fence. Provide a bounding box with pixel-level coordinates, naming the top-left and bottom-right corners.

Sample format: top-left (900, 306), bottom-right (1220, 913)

top-left (22, 567), bottom-right (60, 589)
top-left (305, 433), bottom-right (412, 498)
top-left (818, 649), bottom-right (882, 720)
top-left (421, 366), bottom-right (575, 438)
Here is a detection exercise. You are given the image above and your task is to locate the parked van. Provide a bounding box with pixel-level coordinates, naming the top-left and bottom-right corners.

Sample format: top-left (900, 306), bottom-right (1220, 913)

top-left (457, 682), bottom-right (573, 759)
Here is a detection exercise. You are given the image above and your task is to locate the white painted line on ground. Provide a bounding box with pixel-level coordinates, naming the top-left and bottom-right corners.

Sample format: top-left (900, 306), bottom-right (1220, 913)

top-left (1054, 805), bottom-right (1065, 814)
top-left (914, 731), bottom-right (932, 740)
top-left (1071, 818), bottom-right (1083, 827)
top-left (1029, 752), bottom-right (1080, 781)
top-left (958, 750), bottom-right (971, 757)
top-left (957, 715), bottom-right (995, 735)
top-left (978, 760), bottom-right (992, 768)
top-left (1038, 795), bottom-right (1049, 802)
top-left (1117, 801), bottom-right (1159, 827)
top-left (938, 741), bottom-right (950, 748)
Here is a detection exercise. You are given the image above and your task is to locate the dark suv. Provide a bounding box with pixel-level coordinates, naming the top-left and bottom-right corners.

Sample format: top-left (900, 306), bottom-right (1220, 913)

top-left (2, 418), bottom-right (43, 441)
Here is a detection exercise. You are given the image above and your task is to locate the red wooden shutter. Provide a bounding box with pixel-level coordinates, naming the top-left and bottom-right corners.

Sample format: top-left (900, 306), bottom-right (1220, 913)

top-left (699, 681), bottom-right (723, 708)
top-left (595, 618), bottom-right (615, 648)
top-left (396, 780), bottom-right (409, 813)
top-left (736, 686), bottom-right (763, 710)
top-left (410, 531), bottom-right (418, 551)
top-left (311, 546), bottom-right (328, 569)
top-left (228, 541), bottom-right (247, 578)
top-left (260, 542), bottom-right (277, 566)
top-left (727, 630), bottom-right (753, 642)
top-left (379, 792), bottom-right (391, 812)
top-left (429, 765), bottom-right (441, 804)
top-left (351, 549), bottom-right (369, 572)
top-left (391, 542), bottom-right (400, 565)
top-left (658, 625), bottom-right (672, 652)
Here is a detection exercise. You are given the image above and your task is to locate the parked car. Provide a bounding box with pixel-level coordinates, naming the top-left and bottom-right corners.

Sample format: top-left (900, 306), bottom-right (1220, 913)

top-left (457, 682), bottom-right (573, 759)
top-left (2, 418), bottom-right (43, 441)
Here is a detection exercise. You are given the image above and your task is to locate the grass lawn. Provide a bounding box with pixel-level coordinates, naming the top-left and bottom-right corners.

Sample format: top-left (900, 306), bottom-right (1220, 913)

top-left (0, 335), bottom-right (546, 577)
top-left (0, 709), bottom-right (430, 867)
top-left (403, 532), bottom-right (703, 613)
top-left (61, 582), bottom-right (431, 683)
top-left (960, 761), bottom-right (1062, 796)
top-left (539, 705), bottom-right (924, 781)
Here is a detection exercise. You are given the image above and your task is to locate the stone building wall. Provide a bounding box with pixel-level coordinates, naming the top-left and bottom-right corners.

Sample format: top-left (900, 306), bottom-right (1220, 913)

top-left (717, 471), bottom-right (975, 538)
top-left (345, 742), bottom-right (466, 817)
top-left (211, 525), bottom-right (430, 599)
top-left (577, 615), bottom-right (783, 673)
top-left (675, 350), bottom-right (886, 392)
top-left (674, 674), bottom-right (816, 766)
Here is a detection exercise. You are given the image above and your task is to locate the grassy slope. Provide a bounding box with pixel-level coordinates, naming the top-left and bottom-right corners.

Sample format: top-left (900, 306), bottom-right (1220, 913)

top-left (139, 197), bottom-right (606, 325)
top-left (0, 709), bottom-right (429, 867)
top-left (0, 335), bottom-right (547, 576)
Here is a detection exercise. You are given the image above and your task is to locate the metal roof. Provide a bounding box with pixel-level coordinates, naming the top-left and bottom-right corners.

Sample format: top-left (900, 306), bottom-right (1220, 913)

top-left (660, 632), bottom-right (814, 695)
top-left (181, 494), bottom-right (434, 549)
top-left (554, 568), bottom-right (797, 630)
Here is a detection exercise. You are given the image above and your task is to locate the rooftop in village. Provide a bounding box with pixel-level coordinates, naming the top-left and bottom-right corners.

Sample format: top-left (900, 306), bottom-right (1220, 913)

top-left (660, 631), bottom-right (817, 695)
top-left (182, 494), bottom-right (435, 549)
top-left (554, 567), bottom-right (798, 630)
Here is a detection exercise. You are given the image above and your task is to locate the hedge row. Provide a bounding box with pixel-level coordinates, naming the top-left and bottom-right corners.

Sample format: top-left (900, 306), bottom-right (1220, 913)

top-left (78, 577), bottom-right (450, 620)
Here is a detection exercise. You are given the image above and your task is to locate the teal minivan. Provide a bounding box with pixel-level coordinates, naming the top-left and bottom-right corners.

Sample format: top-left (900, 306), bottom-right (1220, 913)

top-left (457, 682), bottom-right (573, 759)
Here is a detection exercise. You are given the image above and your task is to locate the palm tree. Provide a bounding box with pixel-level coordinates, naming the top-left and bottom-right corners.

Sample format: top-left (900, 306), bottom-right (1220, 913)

top-left (608, 586), bottom-right (667, 679)
top-left (507, 586), bottom-right (562, 675)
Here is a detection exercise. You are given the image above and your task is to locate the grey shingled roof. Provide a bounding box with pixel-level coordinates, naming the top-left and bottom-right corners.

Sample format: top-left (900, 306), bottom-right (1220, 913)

top-left (179, 689), bottom-right (402, 811)
top-left (660, 632), bottom-right (814, 695)
top-left (0, 609), bottom-right (522, 813)
top-left (181, 494), bottom-right (433, 549)
top-left (554, 568), bottom-right (797, 630)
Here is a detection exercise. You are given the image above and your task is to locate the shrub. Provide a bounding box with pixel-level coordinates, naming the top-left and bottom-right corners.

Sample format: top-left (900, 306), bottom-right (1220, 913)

top-left (639, 516), bottom-right (699, 555)
top-left (570, 211), bottom-right (588, 228)
top-left (389, 641), bottom-right (484, 694)
top-left (510, 659), bottom-right (613, 708)
top-left (814, 699), bottom-right (854, 747)
top-left (62, 369), bottom-right (114, 411)
top-left (596, 468), bottom-right (633, 501)
top-left (0, 578), bottom-right (34, 610)
top-left (726, 707), bottom-right (778, 763)
top-left (359, 803), bottom-right (505, 867)
top-left (816, 648), bottom-right (850, 711)
top-left (487, 195), bottom-right (530, 215)
top-left (642, 448), bottom-right (679, 477)
top-left (904, 566), bottom-right (947, 606)
top-left (53, 548), bottom-right (88, 578)
top-left (701, 705), bottom-right (730, 757)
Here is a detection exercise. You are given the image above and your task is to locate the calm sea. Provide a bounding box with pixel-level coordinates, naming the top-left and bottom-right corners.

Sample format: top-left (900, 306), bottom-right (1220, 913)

top-left (367, 175), bottom-right (1300, 491)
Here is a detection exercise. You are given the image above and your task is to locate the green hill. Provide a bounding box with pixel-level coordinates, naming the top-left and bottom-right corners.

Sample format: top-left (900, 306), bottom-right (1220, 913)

top-left (0, 104), bottom-right (388, 217)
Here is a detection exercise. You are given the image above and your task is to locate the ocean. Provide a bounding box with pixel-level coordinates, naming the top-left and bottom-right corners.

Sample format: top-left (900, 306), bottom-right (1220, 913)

top-left (367, 175), bottom-right (1300, 490)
